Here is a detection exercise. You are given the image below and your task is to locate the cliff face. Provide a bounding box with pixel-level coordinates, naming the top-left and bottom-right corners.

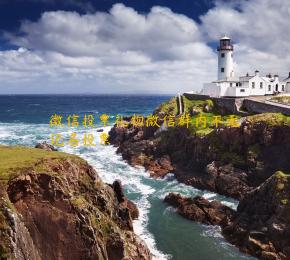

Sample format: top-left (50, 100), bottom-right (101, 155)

top-left (109, 113), bottom-right (290, 200)
top-left (0, 146), bottom-right (151, 260)
top-left (223, 171), bottom-right (290, 260)
top-left (165, 172), bottom-right (290, 260)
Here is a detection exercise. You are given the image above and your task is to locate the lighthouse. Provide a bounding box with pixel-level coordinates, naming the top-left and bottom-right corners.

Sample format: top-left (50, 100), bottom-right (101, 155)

top-left (201, 36), bottom-right (288, 97)
top-left (217, 36), bottom-right (234, 80)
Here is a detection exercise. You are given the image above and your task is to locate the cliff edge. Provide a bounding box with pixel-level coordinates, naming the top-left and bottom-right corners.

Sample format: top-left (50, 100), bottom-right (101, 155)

top-left (0, 145), bottom-right (151, 260)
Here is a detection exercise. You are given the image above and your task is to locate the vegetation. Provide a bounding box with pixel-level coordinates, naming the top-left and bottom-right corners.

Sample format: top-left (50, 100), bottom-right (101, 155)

top-left (182, 98), bottom-right (206, 114)
top-left (270, 96), bottom-right (290, 105)
top-left (275, 171), bottom-right (290, 178)
top-left (0, 145), bottom-right (78, 182)
top-left (157, 96), bottom-right (290, 138)
top-left (281, 199), bottom-right (289, 205)
top-left (246, 113), bottom-right (290, 126)
top-left (274, 171), bottom-right (290, 195)
top-left (248, 144), bottom-right (261, 158)
top-left (155, 97), bottom-right (178, 115)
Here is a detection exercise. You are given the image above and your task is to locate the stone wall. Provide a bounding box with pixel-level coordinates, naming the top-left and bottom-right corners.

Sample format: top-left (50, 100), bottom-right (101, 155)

top-left (182, 93), bottom-right (290, 116)
top-left (243, 99), bottom-right (290, 116)
top-left (211, 97), bottom-right (240, 115)
top-left (183, 93), bottom-right (210, 100)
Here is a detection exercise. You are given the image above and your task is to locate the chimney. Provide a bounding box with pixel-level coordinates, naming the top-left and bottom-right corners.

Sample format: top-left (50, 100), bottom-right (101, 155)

top-left (255, 70), bottom-right (260, 76)
top-left (289, 72), bottom-right (290, 78)
top-left (246, 73), bottom-right (249, 77)
top-left (267, 73), bottom-right (272, 78)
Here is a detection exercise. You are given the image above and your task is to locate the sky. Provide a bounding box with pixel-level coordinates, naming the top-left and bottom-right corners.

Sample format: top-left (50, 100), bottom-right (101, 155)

top-left (0, 0), bottom-right (290, 94)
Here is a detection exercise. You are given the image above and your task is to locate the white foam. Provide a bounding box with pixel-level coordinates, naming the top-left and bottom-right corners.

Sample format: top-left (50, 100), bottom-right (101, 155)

top-left (0, 122), bottom-right (241, 260)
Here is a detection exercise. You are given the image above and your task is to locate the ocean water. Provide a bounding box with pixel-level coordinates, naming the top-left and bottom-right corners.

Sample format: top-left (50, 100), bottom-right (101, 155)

top-left (0, 95), bottom-right (255, 260)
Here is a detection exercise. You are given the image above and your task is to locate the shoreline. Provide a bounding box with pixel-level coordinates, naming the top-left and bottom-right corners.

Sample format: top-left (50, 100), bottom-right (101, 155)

top-left (107, 98), bottom-right (290, 260)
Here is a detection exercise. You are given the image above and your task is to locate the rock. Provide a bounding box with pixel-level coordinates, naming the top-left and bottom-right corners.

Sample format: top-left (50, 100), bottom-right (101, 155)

top-left (0, 152), bottom-right (151, 260)
top-left (112, 180), bottom-right (139, 220)
top-left (164, 193), bottom-right (234, 226)
top-left (112, 180), bottom-right (125, 203)
top-left (223, 172), bottom-right (290, 259)
top-left (164, 172), bottom-right (290, 259)
top-left (203, 104), bottom-right (211, 113)
top-left (126, 200), bottom-right (139, 220)
top-left (35, 142), bottom-right (57, 151)
top-left (190, 108), bottom-right (200, 116)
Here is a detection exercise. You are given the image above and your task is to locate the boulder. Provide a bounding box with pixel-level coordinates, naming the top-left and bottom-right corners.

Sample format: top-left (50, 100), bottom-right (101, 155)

top-left (35, 142), bottom-right (57, 151)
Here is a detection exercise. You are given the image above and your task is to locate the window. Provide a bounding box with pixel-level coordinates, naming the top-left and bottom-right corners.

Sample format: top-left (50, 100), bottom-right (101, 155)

top-left (221, 53), bottom-right (225, 58)
top-left (252, 82), bottom-right (255, 89)
top-left (239, 82), bottom-right (242, 86)
top-left (268, 85), bottom-right (271, 91)
top-left (236, 83), bottom-right (239, 87)
top-left (260, 82), bottom-right (263, 89)
top-left (282, 85), bottom-right (285, 91)
top-left (240, 89), bottom-right (245, 92)
top-left (230, 83), bottom-right (233, 87)
top-left (221, 68), bottom-right (224, 73)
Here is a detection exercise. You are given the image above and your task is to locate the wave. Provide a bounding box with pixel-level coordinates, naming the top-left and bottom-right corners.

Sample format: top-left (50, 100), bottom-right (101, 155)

top-left (0, 122), bottom-right (246, 260)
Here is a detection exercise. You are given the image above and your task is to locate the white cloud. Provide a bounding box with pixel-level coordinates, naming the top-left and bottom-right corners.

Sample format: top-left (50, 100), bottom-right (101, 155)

top-left (0, 1), bottom-right (290, 94)
top-left (200, 0), bottom-right (290, 76)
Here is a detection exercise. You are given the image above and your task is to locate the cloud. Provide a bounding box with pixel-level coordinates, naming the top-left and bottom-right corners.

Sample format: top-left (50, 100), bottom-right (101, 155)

top-left (200, 0), bottom-right (290, 76)
top-left (0, 3), bottom-right (215, 94)
top-left (0, 1), bottom-right (290, 94)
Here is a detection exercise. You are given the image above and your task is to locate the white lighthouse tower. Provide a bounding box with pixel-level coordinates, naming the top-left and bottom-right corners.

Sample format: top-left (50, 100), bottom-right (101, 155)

top-left (217, 36), bottom-right (234, 80)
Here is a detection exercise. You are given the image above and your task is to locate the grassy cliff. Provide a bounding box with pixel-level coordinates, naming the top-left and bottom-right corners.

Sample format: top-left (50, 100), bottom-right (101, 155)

top-left (0, 145), bottom-right (151, 260)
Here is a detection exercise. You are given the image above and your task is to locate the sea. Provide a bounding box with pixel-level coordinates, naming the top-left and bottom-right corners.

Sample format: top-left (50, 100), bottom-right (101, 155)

top-left (0, 95), bottom-right (255, 260)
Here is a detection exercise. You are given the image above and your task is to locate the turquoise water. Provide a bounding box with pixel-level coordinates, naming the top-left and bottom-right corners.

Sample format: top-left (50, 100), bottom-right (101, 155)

top-left (0, 95), bottom-right (255, 260)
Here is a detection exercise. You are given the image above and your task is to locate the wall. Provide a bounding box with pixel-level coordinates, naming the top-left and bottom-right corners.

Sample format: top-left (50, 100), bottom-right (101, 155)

top-left (248, 75), bottom-right (266, 96)
top-left (202, 83), bottom-right (220, 97)
top-left (183, 93), bottom-right (210, 100)
top-left (212, 97), bottom-right (240, 114)
top-left (183, 93), bottom-right (290, 116)
top-left (243, 99), bottom-right (290, 116)
top-left (183, 92), bottom-right (242, 114)
top-left (287, 82), bottom-right (290, 93)
top-left (218, 50), bottom-right (234, 80)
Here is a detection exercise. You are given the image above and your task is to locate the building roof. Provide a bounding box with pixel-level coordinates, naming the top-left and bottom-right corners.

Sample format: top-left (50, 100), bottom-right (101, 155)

top-left (220, 36), bottom-right (230, 40)
top-left (213, 77), bottom-right (239, 83)
top-left (261, 77), bottom-right (274, 83)
top-left (239, 76), bottom-right (254, 81)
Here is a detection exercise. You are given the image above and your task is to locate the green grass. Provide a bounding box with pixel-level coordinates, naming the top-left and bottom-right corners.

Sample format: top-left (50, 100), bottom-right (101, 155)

top-left (187, 113), bottom-right (241, 136)
top-left (71, 195), bottom-right (88, 210)
top-left (183, 98), bottom-right (205, 114)
top-left (281, 199), bottom-right (289, 205)
top-left (155, 97), bottom-right (178, 115)
top-left (270, 96), bottom-right (290, 105)
top-left (275, 171), bottom-right (290, 178)
top-left (245, 113), bottom-right (290, 126)
top-left (0, 145), bottom-right (77, 182)
top-left (157, 97), bottom-right (290, 138)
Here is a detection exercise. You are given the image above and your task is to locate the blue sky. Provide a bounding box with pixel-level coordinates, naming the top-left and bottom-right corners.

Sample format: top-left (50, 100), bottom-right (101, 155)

top-left (0, 0), bottom-right (214, 31)
top-left (0, 0), bottom-right (289, 94)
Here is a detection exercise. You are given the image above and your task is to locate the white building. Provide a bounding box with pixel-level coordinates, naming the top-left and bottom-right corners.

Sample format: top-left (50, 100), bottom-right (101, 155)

top-left (203, 36), bottom-right (289, 97)
top-left (283, 72), bottom-right (290, 93)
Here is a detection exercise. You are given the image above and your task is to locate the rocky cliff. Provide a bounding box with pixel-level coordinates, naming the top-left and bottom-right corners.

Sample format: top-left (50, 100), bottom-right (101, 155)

top-left (108, 103), bottom-right (290, 259)
top-left (109, 113), bottom-right (290, 200)
top-left (165, 171), bottom-right (290, 260)
top-left (0, 145), bottom-right (151, 260)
